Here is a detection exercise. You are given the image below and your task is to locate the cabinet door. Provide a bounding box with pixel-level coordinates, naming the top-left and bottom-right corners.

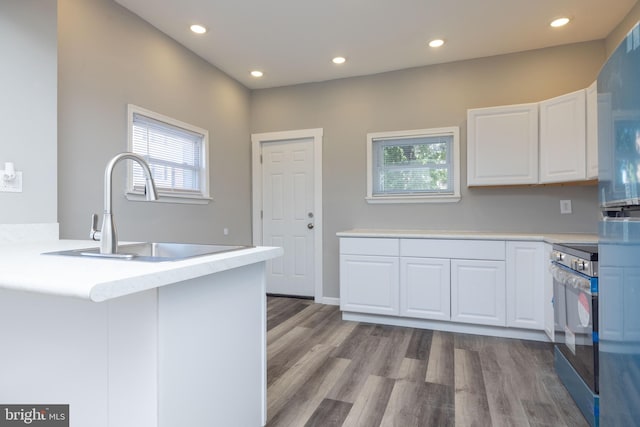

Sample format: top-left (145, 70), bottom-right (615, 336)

top-left (451, 260), bottom-right (506, 326)
top-left (539, 89), bottom-right (587, 183)
top-left (586, 80), bottom-right (599, 179)
top-left (467, 104), bottom-right (539, 186)
top-left (543, 243), bottom-right (554, 341)
top-left (400, 257), bottom-right (450, 320)
top-left (340, 255), bottom-right (399, 315)
top-left (506, 241), bottom-right (544, 330)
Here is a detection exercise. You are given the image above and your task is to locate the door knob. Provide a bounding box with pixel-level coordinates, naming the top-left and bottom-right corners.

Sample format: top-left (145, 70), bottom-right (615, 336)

top-left (307, 223), bottom-right (314, 229)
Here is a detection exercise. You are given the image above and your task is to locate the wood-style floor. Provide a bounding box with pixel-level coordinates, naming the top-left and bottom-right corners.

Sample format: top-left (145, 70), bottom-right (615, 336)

top-left (266, 296), bottom-right (588, 427)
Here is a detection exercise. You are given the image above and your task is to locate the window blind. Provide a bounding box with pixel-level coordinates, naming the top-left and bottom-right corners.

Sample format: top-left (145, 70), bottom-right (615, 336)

top-left (372, 135), bottom-right (453, 195)
top-left (131, 112), bottom-right (203, 194)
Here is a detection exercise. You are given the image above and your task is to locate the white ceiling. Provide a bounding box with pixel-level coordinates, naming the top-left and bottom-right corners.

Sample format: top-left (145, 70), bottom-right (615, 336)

top-left (114, 0), bottom-right (637, 90)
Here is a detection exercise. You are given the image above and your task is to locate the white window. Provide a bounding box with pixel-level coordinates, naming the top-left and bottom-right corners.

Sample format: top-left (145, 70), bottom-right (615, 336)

top-left (366, 127), bottom-right (460, 203)
top-left (126, 104), bottom-right (210, 204)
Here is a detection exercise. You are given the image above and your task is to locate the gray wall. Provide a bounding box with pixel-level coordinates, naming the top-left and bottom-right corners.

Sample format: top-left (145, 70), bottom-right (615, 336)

top-left (58, 0), bottom-right (252, 245)
top-left (0, 0), bottom-right (57, 224)
top-left (250, 41), bottom-right (606, 298)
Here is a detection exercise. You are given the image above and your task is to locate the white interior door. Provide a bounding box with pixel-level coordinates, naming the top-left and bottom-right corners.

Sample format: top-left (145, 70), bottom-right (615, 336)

top-left (261, 138), bottom-right (315, 297)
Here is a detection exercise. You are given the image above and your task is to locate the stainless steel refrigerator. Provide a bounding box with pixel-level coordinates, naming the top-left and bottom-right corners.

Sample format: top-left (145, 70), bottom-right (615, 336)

top-left (598, 20), bottom-right (640, 426)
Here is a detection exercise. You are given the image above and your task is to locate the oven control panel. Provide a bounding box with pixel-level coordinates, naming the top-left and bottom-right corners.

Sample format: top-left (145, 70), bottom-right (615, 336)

top-left (551, 250), bottom-right (598, 277)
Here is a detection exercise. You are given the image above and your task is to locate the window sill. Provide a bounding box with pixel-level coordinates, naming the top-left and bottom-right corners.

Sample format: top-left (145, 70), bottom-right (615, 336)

top-left (126, 191), bottom-right (212, 205)
top-left (365, 195), bottom-right (461, 204)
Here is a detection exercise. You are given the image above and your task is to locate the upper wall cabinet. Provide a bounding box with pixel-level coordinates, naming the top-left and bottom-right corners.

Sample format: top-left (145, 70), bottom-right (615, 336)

top-left (467, 104), bottom-right (539, 186)
top-left (539, 89), bottom-right (587, 183)
top-left (467, 85), bottom-right (598, 187)
top-left (586, 80), bottom-right (599, 179)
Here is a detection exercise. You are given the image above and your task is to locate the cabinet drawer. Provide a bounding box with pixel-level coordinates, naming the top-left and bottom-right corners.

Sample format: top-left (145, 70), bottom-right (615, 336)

top-left (340, 238), bottom-right (399, 256)
top-left (400, 239), bottom-right (505, 260)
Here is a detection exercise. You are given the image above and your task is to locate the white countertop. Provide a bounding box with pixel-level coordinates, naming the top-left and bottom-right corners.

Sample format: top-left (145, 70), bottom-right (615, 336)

top-left (0, 240), bottom-right (283, 302)
top-left (336, 229), bottom-right (598, 243)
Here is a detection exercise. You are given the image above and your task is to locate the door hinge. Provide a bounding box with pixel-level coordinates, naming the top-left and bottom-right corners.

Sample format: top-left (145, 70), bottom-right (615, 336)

top-left (260, 210), bottom-right (263, 219)
top-left (260, 154), bottom-right (263, 164)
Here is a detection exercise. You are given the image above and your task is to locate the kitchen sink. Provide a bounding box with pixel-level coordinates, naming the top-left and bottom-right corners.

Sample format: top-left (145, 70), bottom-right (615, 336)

top-left (44, 242), bottom-right (251, 262)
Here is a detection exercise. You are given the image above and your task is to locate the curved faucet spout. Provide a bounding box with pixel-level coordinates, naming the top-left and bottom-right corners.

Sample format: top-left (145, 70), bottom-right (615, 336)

top-left (104, 153), bottom-right (158, 214)
top-left (98, 152), bottom-right (158, 254)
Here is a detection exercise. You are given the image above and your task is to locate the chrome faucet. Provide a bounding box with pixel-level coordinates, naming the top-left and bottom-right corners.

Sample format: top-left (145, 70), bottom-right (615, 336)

top-left (90, 152), bottom-right (158, 254)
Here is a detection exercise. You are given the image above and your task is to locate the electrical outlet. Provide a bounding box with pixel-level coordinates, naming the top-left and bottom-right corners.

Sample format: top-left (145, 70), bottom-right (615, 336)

top-left (560, 199), bottom-right (572, 214)
top-left (223, 228), bottom-right (229, 236)
top-left (0, 171), bottom-right (22, 192)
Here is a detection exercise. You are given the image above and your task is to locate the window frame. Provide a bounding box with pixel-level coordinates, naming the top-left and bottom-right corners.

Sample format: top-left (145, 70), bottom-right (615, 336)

top-left (126, 104), bottom-right (211, 204)
top-left (366, 126), bottom-right (461, 204)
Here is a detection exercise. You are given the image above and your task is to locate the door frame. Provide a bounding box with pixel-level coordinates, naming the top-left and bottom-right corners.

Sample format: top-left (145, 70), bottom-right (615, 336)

top-left (251, 128), bottom-right (323, 302)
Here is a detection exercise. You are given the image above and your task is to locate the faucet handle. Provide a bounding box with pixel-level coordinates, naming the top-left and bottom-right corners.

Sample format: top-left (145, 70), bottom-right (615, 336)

top-left (90, 213), bottom-right (101, 241)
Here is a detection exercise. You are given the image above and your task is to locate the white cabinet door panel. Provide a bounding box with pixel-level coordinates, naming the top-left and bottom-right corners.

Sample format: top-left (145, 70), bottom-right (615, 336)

top-left (340, 255), bottom-right (399, 315)
top-left (544, 243), bottom-right (555, 341)
top-left (467, 103), bottom-right (539, 186)
top-left (506, 241), bottom-right (544, 330)
top-left (539, 89), bottom-right (587, 183)
top-left (451, 259), bottom-right (506, 326)
top-left (400, 257), bottom-right (450, 320)
top-left (586, 80), bottom-right (599, 179)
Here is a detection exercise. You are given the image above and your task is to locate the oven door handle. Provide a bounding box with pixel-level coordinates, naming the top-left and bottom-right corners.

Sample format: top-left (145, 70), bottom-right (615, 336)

top-left (550, 263), bottom-right (592, 295)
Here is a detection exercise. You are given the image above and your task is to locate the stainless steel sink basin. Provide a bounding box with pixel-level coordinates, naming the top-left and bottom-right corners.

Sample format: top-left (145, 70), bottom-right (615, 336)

top-left (44, 242), bottom-right (251, 262)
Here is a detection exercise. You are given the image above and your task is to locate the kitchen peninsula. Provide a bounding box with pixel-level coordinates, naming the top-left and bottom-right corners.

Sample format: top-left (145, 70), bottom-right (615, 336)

top-left (0, 239), bottom-right (282, 427)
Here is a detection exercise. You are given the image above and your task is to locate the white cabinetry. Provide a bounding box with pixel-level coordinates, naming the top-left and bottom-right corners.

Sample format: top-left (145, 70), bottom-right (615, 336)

top-left (467, 104), bottom-right (539, 186)
top-left (451, 259), bottom-right (506, 326)
top-left (586, 80), bottom-right (599, 179)
top-left (339, 238), bottom-right (399, 315)
top-left (467, 86), bottom-right (597, 187)
top-left (338, 233), bottom-right (577, 341)
top-left (400, 257), bottom-right (450, 320)
top-left (539, 89), bottom-right (587, 183)
top-left (506, 241), bottom-right (545, 330)
top-left (543, 243), bottom-right (554, 341)
top-left (340, 237), bottom-right (509, 327)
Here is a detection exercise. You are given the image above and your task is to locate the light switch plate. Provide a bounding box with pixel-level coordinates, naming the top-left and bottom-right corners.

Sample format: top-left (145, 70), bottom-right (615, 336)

top-left (560, 199), bottom-right (572, 214)
top-left (0, 171), bottom-right (23, 192)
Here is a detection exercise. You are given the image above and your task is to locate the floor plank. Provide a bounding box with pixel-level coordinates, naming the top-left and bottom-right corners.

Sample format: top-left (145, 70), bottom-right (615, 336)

top-left (304, 399), bottom-right (353, 427)
top-left (425, 330), bottom-right (455, 386)
top-left (267, 344), bottom-right (336, 421)
top-left (267, 356), bottom-right (351, 427)
top-left (379, 380), bottom-right (455, 427)
top-left (341, 375), bottom-right (395, 427)
top-left (454, 348), bottom-right (493, 427)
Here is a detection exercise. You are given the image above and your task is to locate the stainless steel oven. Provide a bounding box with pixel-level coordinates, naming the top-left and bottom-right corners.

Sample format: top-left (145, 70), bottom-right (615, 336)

top-left (551, 243), bottom-right (599, 427)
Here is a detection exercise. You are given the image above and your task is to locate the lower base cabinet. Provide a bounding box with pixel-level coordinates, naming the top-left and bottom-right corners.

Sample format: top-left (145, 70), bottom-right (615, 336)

top-left (451, 259), bottom-right (506, 326)
top-left (340, 255), bottom-right (399, 315)
top-left (339, 236), bottom-right (548, 336)
top-left (506, 241), bottom-right (545, 330)
top-left (400, 257), bottom-right (450, 320)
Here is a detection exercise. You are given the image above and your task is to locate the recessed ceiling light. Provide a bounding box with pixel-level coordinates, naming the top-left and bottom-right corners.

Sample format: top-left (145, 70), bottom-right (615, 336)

top-left (428, 39), bottom-right (445, 48)
top-left (332, 56), bottom-right (346, 64)
top-left (190, 24), bottom-right (207, 34)
top-left (251, 70), bottom-right (264, 78)
top-left (550, 17), bottom-right (570, 28)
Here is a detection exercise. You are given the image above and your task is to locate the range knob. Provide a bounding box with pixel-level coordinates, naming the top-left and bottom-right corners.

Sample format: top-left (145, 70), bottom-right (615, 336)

top-left (554, 252), bottom-right (564, 261)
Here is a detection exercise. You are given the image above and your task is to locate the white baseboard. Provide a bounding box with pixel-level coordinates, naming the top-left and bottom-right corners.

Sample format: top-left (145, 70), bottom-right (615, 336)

top-left (318, 297), bottom-right (340, 306)
top-left (342, 311), bottom-right (551, 342)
